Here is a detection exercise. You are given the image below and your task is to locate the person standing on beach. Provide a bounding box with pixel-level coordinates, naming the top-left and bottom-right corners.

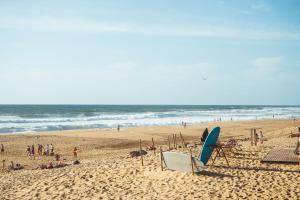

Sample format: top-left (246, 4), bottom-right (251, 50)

top-left (0, 144), bottom-right (4, 154)
top-left (45, 144), bottom-right (49, 156)
top-left (73, 147), bottom-right (79, 159)
top-left (31, 145), bottom-right (35, 160)
top-left (117, 124), bottom-right (120, 132)
top-left (26, 145), bottom-right (31, 157)
top-left (51, 144), bottom-right (54, 154)
top-left (259, 131), bottom-right (264, 144)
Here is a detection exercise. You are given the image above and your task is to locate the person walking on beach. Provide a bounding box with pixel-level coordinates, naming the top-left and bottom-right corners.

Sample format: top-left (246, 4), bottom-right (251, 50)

top-left (117, 124), bottom-right (120, 132)
top-left (1, 144), bottom-right (4, 154)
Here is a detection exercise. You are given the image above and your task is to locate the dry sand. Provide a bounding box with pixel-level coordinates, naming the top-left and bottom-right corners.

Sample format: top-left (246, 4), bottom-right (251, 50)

top-left (1, 119), bottom-right (300, 199)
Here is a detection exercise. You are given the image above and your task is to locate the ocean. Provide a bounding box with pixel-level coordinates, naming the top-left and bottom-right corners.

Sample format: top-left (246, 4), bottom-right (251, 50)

top-left (0, 105), bottom-right (299, 134)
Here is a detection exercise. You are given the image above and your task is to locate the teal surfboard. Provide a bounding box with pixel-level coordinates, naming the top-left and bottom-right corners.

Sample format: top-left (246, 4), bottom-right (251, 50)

top-left (199, 127), bottom-right (220, 165)
top-left (162, 152), bottom-right (204, 173)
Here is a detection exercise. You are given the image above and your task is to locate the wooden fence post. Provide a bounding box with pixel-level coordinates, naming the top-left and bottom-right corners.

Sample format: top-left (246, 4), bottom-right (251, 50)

top-left (189, 149), bottom-right (194, 175)
top-left (139, 139), bottom-right (144, 166)
top-left (179, 132), bottom-right (186, 148)
top-left (160, 147), bottom-right (164, 171)
top-left (152, 137), bottom-right (156, 155)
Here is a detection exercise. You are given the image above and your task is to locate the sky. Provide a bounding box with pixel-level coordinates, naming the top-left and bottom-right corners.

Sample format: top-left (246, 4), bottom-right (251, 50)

top-left (0, 0), bottom-right (300, 105)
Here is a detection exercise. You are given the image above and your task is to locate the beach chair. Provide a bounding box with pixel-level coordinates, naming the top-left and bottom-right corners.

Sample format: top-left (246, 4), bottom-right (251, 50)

top-left (219, 138), bottom-right (243, 154)
top-left (160, 127), bottom-right (220, 174)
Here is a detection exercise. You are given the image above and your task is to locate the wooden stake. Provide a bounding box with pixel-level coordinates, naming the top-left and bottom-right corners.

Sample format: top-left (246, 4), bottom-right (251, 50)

top-left (139, 139), bottom-right (144, 166)
top-left (160, 147), bottom-right (164, 171)
top-left (189, 149), bottom-right (194, 175)
top-left (179, 132), bottom-right (186, 148)
top-left (167, 136), bottom-right (171, 150)
top-left (2, 160), bottom-right (5, 172)
top-left (174, 134), bottom-right (177, 149)
top-left (250, 129), bottom-right (253, 146)
top-left (254, 129), bottom-right (257, 146)
top-left (151, 137), bottom-right (156, 155)
top-left (173, 134), bottom-right (176, 149)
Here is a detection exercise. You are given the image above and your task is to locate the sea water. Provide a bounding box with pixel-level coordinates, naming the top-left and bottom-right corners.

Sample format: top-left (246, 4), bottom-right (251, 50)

top-left (0, 105), bottom-right (299, 133)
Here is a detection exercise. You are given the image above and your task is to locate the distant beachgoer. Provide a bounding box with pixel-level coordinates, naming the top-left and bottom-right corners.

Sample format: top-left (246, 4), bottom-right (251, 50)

top-left (26, 146), bottom-right (31, 156)
top-left (259, 131), bottom-right (264, 144)
top-left (47, 161), bottom-right (53, 169)
top-left (184, 122), bottom-right (187, 129)
top-left (73, 147), bottom-right (79, 159)
top-left (37, 144), bottom-right (40, 155)
top-left (31, 145), bottom-right (35, 159)
top-left (117, 125), bottom-right (120, 132)
top-left (50, 144), bottom-right (54, 155)
top-left (38, 144), bottom-right (44, 156)
top-left (201, 128), bottom-right (209, 143)
top-left (1, 144), bottom-right (4, 153)
top-left (45, 144), bottom-right (49, 156)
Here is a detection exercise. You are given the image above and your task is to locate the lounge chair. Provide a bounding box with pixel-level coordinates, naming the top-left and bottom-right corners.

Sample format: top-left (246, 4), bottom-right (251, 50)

top-left (160, 127), bottom-right (220, 174)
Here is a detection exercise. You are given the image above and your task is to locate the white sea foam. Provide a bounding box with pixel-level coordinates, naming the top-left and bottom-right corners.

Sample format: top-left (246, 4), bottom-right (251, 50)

top-left (0, 106), bottom-right (299, 133)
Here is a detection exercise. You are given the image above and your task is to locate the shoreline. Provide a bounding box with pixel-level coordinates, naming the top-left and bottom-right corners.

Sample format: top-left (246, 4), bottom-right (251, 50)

top-left (1, 117), bottom-right (298, 136)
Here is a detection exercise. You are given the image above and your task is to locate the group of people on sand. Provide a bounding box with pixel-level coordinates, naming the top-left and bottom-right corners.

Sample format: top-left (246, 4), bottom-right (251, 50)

top-left (26, 145), bottom-right (35, 159)
top-left (26, 144), bottom-right (55, 158)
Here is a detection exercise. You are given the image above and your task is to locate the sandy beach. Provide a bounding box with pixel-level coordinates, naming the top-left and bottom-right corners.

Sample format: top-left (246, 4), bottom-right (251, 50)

top-left (1, 119), bottom-right (300, 199)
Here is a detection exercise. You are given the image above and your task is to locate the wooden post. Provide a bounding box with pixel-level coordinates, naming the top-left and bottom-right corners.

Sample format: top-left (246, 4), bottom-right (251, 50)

top-left (172, 134), bottom-right (175, 149)
top-left (250, 129), bottom-right (253, 146)
top-left (179, 132), bottom-right (186, 148)
top-left (151, 137), bottom-right (156, 155)
top-left (254, 129), bottom-right (257, 146)
top-left (167, 136), bottom-right (171, 150)
top-left (189, 149), bottom-right (194, 175)
top-left (139, 139), bottom-right (144, 166)
top-left (160, 147), bottom-right (164, 171)
top-left (174, 134), bottom-right (177, 149)
top-left (10, 161), bottom-right (14, 170)
top-left (2, 160), bottom-right (5, 172)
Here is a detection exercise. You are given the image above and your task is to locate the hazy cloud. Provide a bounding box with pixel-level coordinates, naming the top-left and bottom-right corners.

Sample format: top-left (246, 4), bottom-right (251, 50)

top-left (0, 17), bottom-right (300, 40)
top-left (252, 56), bottom-right (283, 73)
top-left (251, 2), bottom-right (270, 12)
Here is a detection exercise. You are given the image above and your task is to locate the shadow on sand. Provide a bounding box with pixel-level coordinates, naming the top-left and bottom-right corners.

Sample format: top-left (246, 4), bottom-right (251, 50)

top-left (196, 170), bottom-right (235, 178)
top-left (210, 165), bottom-right (300, 173)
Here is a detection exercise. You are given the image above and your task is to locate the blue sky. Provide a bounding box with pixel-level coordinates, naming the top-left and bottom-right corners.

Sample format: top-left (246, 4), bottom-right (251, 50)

top-left (0, 0), bottom-right (299, 105)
